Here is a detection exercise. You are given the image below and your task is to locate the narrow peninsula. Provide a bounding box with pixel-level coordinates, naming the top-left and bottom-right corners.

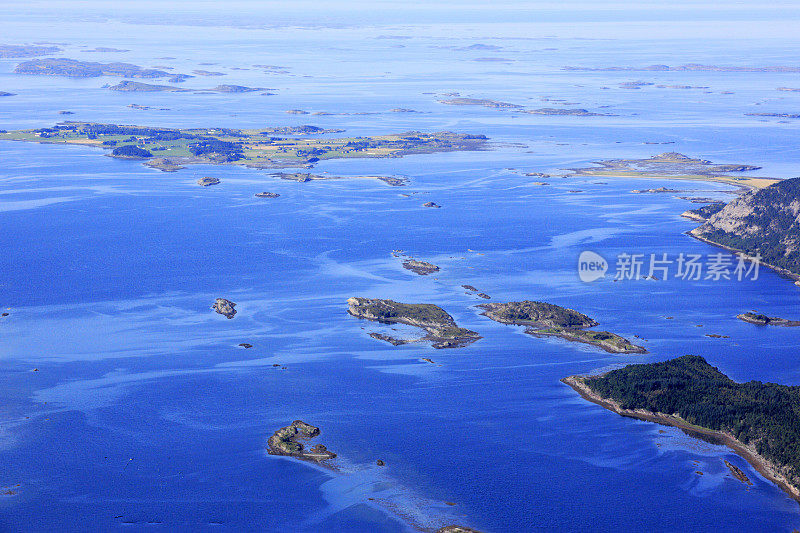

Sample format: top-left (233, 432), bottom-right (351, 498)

top-left (562, 355), bottom-right (800, 501)
top-left (478, 301), bottom-right (646, 354)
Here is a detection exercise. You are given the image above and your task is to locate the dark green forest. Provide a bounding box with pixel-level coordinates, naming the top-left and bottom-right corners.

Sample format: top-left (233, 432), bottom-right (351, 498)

top-left (584, 355), bottom-right (800, 487)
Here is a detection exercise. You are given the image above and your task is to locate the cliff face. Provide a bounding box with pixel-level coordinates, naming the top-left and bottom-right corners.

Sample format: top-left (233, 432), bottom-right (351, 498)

top-left (691, 177), bottom-right (800, 275)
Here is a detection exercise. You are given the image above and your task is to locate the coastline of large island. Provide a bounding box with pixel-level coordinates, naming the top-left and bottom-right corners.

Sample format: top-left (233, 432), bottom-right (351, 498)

top-left (563, 355), bottom-right (800, 502)
top-left (0, 122), bottom-right (488, 174)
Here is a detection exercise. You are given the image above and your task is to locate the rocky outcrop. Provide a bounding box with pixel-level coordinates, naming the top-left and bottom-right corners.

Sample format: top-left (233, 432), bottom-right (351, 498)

top-left (402, 259), bottom-right (440, 275)
top-left (267, 420), bottom-right (336, 462)
top-left (197, 177), bottom-right (220, 186)
top-left (737, 312), bottom-right (800, 327)
top-left (211, 298), bottom-right (236, 318)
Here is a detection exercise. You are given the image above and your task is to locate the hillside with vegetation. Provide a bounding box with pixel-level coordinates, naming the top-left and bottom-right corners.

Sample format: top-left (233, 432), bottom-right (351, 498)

top-left (691, 177), bottom-right (800, 276)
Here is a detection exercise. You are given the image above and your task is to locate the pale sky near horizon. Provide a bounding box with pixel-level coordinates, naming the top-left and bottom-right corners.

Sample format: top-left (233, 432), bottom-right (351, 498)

top-left (3, 1), bottom-right (800, 40)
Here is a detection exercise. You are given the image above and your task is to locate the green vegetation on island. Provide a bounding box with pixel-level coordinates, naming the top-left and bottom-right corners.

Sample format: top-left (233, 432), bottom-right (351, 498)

top-left (0, 122), bottom-right (488, 172)
top-left (478, 301), bottom-right (646, 354)
top-left (111, 144), bottom-right (152, 159)
top-left (691, 177), bottom-right (800, 278)
top-left (563, 355), bottom-right (800, 500)
top-left (347, 297), bottom-right (481, 349)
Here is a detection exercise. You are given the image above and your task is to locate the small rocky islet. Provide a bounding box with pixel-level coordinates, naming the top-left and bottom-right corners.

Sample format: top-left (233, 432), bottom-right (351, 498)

top-left (211, 298), bottom-right (236, 318)
top-left (197, 176), bottom-right (220, 186)
top-left (267, 420), bottom-right (336, 463)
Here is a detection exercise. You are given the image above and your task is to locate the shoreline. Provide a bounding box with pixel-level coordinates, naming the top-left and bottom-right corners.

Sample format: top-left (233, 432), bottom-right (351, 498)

top-left (686, 230), bottom-right (800, 283)
top-left (571, 170), bottom-right (776, 192)
top-left (561, 375), bottom-right (800, 503)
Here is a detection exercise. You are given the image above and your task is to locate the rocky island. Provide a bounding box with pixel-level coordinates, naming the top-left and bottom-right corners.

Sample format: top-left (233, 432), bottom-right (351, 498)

top-left (478, 301), bottom-right (646, 354)
top-left (402, 259), bottom-right (440, 275)
top-left (438, 97), bottom-right (523, 109)
top-left (267, 420), bottom-right (336, 463)
top-left (197, 177), bottom-right (220, 186)
top-left (737, 312), bottom-right (800, 327)
top-left (109, 81), bottom-right (190, 92)
top-left (211, 298), bottom-right (236, 318)
top-left (15, 58), bottom-right (180, 79)
top-left (563, 355), bottom-right (800, 501)
top-left (347, 297), bottom-right (481, 349)
top-left (690, 177), bottom-right (800, 278)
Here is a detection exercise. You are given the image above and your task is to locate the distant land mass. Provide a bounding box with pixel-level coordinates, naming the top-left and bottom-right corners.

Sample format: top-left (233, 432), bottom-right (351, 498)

top-left (564, 64), bottom-right (800, 72)
top-left (0, 44), bottom-right (60, 58)
top-left (14, 58), bottom-right (182, 79)
top-left (563, 355), bottom-right (800, 501)
top-left (109, 81), bottom-right (189, 92)
top-left (0, 122), bottom-right (488, 172)
top-left (691, 177), bottom-right (800, 278)
top-left (570, 152), bottom-right (776, 190)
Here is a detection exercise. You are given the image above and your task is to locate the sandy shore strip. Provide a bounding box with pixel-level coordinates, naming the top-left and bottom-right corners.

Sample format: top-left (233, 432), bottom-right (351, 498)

top-left (561, 375), bottom-right (800, 503)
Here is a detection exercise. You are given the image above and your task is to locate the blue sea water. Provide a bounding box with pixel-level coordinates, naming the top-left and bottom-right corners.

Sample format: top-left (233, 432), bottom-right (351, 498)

top-left (2, 2), bottom-right (800, 531)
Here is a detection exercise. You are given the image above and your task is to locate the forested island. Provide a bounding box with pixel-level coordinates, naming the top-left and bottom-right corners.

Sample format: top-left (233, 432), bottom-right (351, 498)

top-left (690, 177), bottom-right (800, 278)
top-left (0, 122), bottom-right (488, 172)
top-left (478, 301), bottom-right (646, 354)
top-left (347, 297), bottom-right (481, 349)
top-left (563, 355), bottom-right (800, 501)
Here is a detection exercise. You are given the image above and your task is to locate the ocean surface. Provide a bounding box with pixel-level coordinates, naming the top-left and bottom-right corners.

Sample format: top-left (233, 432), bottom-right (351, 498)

top-left (2, 2), bottom-right (800, 531)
